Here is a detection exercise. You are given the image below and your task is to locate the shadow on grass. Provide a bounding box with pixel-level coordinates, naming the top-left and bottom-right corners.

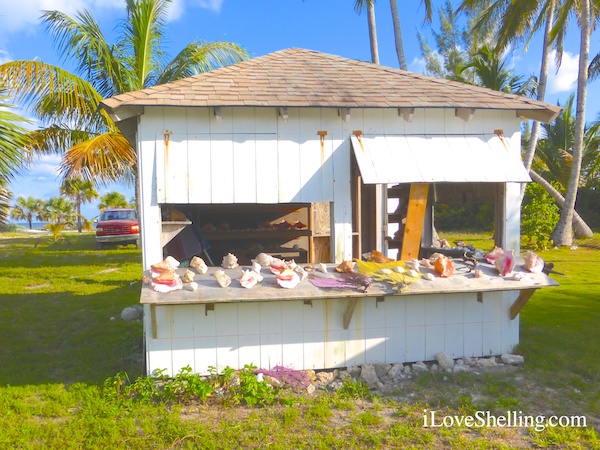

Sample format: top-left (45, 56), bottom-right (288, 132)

top-left (0, 286), bottom-right (144, 387)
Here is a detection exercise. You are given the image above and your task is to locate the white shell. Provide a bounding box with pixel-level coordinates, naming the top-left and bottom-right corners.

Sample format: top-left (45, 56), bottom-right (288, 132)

top-left (190, 256), bottom-right (208, 274)
top-left (294, 265), bottom-right (308, 281)
top-left (214, 269), bottom-right (231, 288)
top-left (407, 269), bottom-right (419, 278)
top-left (255, 253), bottom-right (273, 267)
top-left (393, 266), bottom-right (405, 273)
top-left (184, 282), bottom-right (198, 291)
top-left (164, 256), bottom-right (180, 269)
top-left (181, 269), bottom-right (195, 283)
top-left (422, 273), bottom-right (435, 281)
top-left (221, 253), bottom-right (239, 269)
top-left (317, 263), bottom-right (328, 273)
top-left (251, 260), bottom-right (262, 273)
top-left (378, 268), bottom-right (392, 275)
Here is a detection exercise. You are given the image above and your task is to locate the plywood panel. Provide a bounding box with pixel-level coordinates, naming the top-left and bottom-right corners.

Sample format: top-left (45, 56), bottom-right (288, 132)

top-left (254, 107), bottom-right (277, 133)
top-left (298, 136), bottom-right (323, 202)
top-left (232, 107), bottom-right (256, 134)
top-left (400, 183), bottom-right (429, 261)
top-left (324, 330), bottom-right (346, 368)
top-left (385, 327), bottom-right (406, 362)
top-left (425, 324), bottom-right (445, 360)
top-left (282, 332), bottom-right (304, 368)
top-left (172, 338), bottom-right (195, 373)
top-left (163, 107), bottom-right (188, 133)
top-left (365, 329), bottom-right (386, 364)
top-left (405, 326), bottom-right (425, 362)
top-left (238, 334), bottom-right (261, 368)
top-left (444, 324), bottom-right (464, 357)
top-left (194, 336), bottom-right (217, 372)
top-left (303, 331), bottom-right (325, 369)
top-left (216, 335), bottom-right (239, 372)
top-left (233, 134), bottom-right (257, 203)
top-left (260, 333), bottom-right (283, 369)
top-left (463, 323), bottom-right (483, 357)
top-left (186, 107), bottom-right (211, 134)
top-left (255, 135), bottom-right (279, 203)
top-left (210, 136), bottom-right (235, 203)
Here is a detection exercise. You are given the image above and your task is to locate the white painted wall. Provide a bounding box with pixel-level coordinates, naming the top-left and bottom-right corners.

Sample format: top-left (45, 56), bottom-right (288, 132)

top-left (144, 292), bottom-right (519, 376)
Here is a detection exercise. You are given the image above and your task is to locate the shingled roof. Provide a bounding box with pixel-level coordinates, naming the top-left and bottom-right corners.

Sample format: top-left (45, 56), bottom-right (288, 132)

top-left (100, 48), bottom-right (560, 123)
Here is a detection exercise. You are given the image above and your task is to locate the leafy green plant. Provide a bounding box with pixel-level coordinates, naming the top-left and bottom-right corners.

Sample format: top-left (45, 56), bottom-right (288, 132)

top-left (336, 377), bottom-right (370, 399)
top-left (231, 364), bottom-right (277, 407)
top-left (521, 182), bottom-right (560, 250)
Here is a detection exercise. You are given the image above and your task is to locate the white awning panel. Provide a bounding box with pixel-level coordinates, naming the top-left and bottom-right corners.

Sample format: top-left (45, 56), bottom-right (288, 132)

top-left (351, 134), bottom-right (531, 184)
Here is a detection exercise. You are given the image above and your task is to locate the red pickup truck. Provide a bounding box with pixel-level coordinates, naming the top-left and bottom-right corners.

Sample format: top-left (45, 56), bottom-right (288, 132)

top-left (95, 208), bottom-right (140, 249)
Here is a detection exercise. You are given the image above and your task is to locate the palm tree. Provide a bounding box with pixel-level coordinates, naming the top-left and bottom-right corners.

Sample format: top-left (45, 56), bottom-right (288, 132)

top-left (60, 178), bottom-right (99, 233)
top-left (41, 196), bottom-right (76, 226)
top-left (551, 0), bottom-right (595, 245)
top-left (0, 179), bottom-right (12, 227)
top-left (0, 0), bottom-right (248, 201)
top-left (354, 0), bottom-right (380, 64)
top-left (0, 87), bottom-right (30, 180)
top-left (389, 0), bottom-right (432, 70)
top-left (10, 196), bottom-right (45, 229)
top-left (99, 191), bottom-right (131, 211)
top-left (460, 45), bottom-right (537, 96)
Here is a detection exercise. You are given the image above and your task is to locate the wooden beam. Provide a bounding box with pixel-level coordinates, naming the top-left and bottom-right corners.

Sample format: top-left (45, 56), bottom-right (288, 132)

top-left (455, 108), bottom-right (475, 122)
top-left (151, 304), bottom-right (157, 339)
top-left (343, 298), bottom-right (359, 329)
top-left (516, 109), bottom-right (559, 124)
top-left (400, 183), bottom-right (429, 261)
top-left (509, 289), bottom-right (537, 319)
top-left (398, 108), bottom-right (414, 122)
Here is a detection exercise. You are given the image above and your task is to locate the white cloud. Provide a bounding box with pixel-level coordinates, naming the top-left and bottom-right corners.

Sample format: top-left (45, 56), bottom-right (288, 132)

top-left (547, 49), bottom-right (579, 94)
top-left (195, 0), bottom-right (224, 13)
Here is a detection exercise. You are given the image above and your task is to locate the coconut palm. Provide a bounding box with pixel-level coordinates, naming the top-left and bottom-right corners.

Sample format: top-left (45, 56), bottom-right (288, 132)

top-left (354, 0), bottom-right (380, 64)
top-left (41, 196), bottom-right (76, 226)
top-left (60, 178), bottom-right (99, 233)
top-left (0, 0), bottom-right (248, 199)
top-left (0, 87), bottom-right (30, 180)
top-left (10, 196), bottom-right (45, 229)
top-left (389, 0), bottom-right (433, 70)
top-left (0, 179), bottom-right (12, 227)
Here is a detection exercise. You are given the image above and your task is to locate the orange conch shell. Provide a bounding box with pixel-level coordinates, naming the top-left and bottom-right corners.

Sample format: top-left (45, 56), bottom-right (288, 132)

top-left (369, 250), bottom-right (394, 263)
top-left (433, 254), bottom-right (454, 278)
top-left (276, 268), bottom-right (301, 289)
top-left (495, 250), bottom-right (516, 276)
top-left (524, 250), bottom-right (544, 273)
top-left (335, 260), bottom-right (355, 273)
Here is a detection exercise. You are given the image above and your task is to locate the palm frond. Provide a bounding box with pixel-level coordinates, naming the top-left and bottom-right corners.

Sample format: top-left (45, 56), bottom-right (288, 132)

top-left (59, 132), bottom-right (136, 186)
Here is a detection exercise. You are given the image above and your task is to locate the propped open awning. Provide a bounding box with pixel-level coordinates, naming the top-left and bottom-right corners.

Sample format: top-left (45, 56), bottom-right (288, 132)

top-left (350, 134), bottom-right (531, 184)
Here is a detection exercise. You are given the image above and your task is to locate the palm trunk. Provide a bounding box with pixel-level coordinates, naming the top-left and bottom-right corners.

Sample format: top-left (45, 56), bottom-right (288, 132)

top-left (529, 170), bottom-right (593, 239)
top-left (76, 201), bottom-right (82, 232)
top-left (367, 2), bottom-right (380, 64)
top-left (551, 0), bottom-right (590, 246)
top-left (389, 0), bottom-right (407, 70)
top-left (520, 0), bottom-right (555, 201)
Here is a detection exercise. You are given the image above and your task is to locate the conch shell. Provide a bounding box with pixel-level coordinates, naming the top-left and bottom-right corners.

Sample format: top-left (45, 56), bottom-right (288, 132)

top-left (524, 250), bottom-right (544, 273)
top-left (335, 260), bottom-right (355, 273)
top-left (269, 258), bottom-right (287, 275)
top-left (238, 269), bottom-right (262, 289)
top-left (221, 253), bottom-right (239, 270)
top-left (190, 256), bottom-right (208, 274)
top-left (433, 254), bottom-right (454, 278)
top-left (214, 269), bottom-right (231, 288)
top-left (495, 250), bottom-right (516, 276)
top-left (485, 246), bottom-right (504, 264)
top-left (276, 268), bottom-right (301, 289)
top-left (367, 250), bottom-right (394, 263)
top-left (181, 269), bottom-right (195, 283)
top-left (254, 252), bottom-right (273, 267)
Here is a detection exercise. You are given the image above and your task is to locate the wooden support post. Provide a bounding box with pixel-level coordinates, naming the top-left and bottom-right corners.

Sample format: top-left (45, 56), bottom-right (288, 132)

top-left (400, 183), bottom-right (430, 261)
top-left (343, 298), bottom-right (359, 329)
top-left (510, 289), bottom-right (537, 319)
top-left (151, 304), bottom-right (157, 339)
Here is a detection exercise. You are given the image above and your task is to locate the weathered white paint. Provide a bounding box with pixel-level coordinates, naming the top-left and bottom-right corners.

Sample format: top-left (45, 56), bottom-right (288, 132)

top-left (144, 291), bottom-right (518, 376)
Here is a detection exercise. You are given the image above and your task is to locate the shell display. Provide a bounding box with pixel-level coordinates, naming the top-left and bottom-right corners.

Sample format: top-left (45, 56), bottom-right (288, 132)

top-left (335, 260), bottom-right (355, 273)
top-left (190, 256), bottom-right (208, 274)
top-left (214, 269), bottom-right (231, 288)
top-left (368, 250), bottom-right (394, 263)
top-left (433, 254), bottom-right (454, 278)
top-left (294, 265), bottom-right (308, 281)
top-left (254, 252), bottom-right (273, 267)
top-left (407, 259), bottom-right (420, 272)
top-left (221, 253), bottom-right (239, 270)
top-left (524, 250), bottom-right (544, 273)
top-left (393, 266), bottom-right (406, 274)
top-left (239, 270), bottom-right (260, 289)
top-left (269, 258), bottom-right (287, 275)
top-left (181, 269), bottom-right (195, 283)
top-left (251, 260), bottom-right (262, 273)
top-left (276, 268), bottom-right (301, 289)
top-left (495, 250), bottom-right (516, 276)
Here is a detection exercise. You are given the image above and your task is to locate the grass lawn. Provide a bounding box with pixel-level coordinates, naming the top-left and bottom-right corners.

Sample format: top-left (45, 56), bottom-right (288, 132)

top-left (0, 230), bottom-right (598, 448)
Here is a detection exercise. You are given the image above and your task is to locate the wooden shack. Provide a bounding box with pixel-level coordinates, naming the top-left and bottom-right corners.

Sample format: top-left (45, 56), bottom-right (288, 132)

top-left (100, 48), bottom-right (560, 376)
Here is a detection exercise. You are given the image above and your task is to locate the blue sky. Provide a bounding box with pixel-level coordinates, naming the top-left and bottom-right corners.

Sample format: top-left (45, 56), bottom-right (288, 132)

top-left (0, 0), bottom-right (597, 221)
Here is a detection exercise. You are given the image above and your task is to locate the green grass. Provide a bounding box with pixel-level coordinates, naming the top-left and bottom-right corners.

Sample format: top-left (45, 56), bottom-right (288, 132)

top-left (0, 231), bottom-right (599, 448)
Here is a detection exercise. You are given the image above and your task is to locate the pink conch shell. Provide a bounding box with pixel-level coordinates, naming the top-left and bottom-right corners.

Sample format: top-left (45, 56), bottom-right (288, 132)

top-left (269, 258), bottom-right (287, 274)
top-left (473, 269), bottom-right (483, 278)
top-left (485, 246), bottom-right (504, 264)
top-left (524, 250), bottom-right (544, 273)
top-left (433, 254), bottom-right (454, 278)
top-left (276, 268), bottom-right (301, 289)
top-left (495, 250), bottom-right (516, 276)
top-left (239, 269), bottom-right (261, 289)
top-left (151, 277), bottom-right (183, 293)
top-left (221, 253), bottom-right (239, 269)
